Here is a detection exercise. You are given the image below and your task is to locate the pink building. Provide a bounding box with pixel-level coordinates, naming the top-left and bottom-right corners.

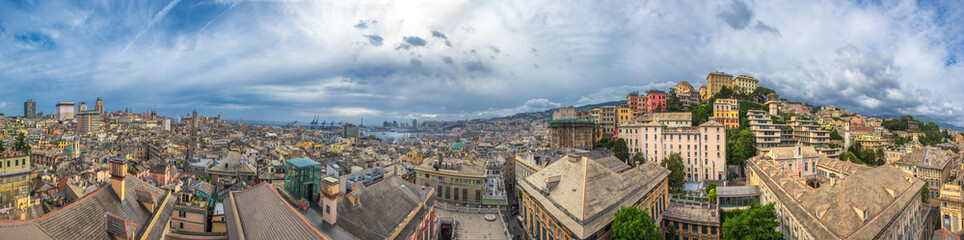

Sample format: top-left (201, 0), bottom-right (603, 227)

top-left (644, 90), bottom-right (667, 113)
top-left (148, 164), bottom-right (175, 186)
top-left (850, 116), bottom-right (863, 127)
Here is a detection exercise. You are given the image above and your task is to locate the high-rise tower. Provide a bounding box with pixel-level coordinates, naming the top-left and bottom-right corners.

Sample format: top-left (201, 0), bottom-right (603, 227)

top-left (95, 97), bottom-right (104, 116)
top-left (23, 99), bottom-right (36, 119)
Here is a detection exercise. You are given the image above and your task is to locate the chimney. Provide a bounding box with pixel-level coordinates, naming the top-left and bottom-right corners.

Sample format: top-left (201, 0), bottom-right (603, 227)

top-left (321, 177), bottom-right (341, 225)
top-left (109, 157), bottom-right (129, 200)
top-left (419, 186), bottom-right (433, 203)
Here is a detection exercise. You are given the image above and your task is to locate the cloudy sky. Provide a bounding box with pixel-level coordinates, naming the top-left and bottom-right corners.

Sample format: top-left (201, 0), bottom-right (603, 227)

top-left (0, 0), bottom-right (962, 125)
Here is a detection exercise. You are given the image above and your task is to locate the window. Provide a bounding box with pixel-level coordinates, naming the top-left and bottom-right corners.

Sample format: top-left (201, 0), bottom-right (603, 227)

top-left (179, 211), bottom-right (186, 218)
top-left (179, 222), bottom-right (184, 229)
top-left (326, 205), bottom-right (331, 213)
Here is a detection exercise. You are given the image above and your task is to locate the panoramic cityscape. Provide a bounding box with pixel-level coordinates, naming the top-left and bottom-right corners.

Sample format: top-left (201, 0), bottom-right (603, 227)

top-left (1, 0), bottom-right (964, 240)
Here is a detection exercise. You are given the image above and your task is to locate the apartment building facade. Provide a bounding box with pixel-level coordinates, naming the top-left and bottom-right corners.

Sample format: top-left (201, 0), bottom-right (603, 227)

top-left (617, 120), bottom-right (727, 182)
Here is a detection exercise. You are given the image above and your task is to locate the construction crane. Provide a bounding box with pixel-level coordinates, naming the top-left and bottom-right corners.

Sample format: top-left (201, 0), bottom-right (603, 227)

top-left (310, 115), bottom-right (319, 129)
top-left (282, 121), bottom-right (298, 129)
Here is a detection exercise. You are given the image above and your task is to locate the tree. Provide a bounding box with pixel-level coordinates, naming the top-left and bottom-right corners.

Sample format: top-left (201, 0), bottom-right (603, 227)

top-left (631, 152), bottom-right (647, 167)
top-left (661, 153), bottom-right (685, 190)
top-left (13, 133), bottom-right (30, 153)
top-left (727, 129), bottom-right (757, 165)
top-left (706, 182), bottom-right (718, 200)
top-left (828, 128), bottom-right (844, 140)
top-left (612, 206), bottom-right (662, 240)
top-left (595, 138), bottom-right (615, 150)
top-left (0, 141), bottom-right (5, 153)
top-left (722, 203), bottom-right (782, 240)
top-left (666, 89), bottom-right (686, 112)
top-left (751, 87), bottom-right (776, 99)
top-left (614, 139), bottom-right (630, 163)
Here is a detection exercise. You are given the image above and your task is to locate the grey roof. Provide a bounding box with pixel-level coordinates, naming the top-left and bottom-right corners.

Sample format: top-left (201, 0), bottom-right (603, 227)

top-left (747, 157), bottom-right (925, 239)
top-left (520, 154), bottom-right (670, 239)
top-left (140, 195), bottom-right (176, 240)
top-left (0, 176), bottom-right (167, 240)
top-left (896, 147), bottom-right (955, 169)
top-left (934, 229), bottom-right (961, 240)
top-left (334, 177), bottom-right (433, 240)
top-left (207, 151), bottom-right (257, 176)
top-left (716, 186), bottom-right (761, 197)
top-left (227, 183), bottom-right (323, 240)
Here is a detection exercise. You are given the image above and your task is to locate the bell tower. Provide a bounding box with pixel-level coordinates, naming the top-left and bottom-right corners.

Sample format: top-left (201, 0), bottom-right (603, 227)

top-left (109, 157), bottom-right (129, 200)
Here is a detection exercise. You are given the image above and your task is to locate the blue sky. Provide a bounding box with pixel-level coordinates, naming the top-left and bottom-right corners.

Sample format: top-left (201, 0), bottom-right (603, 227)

top-left (0, 0), bottom-right (963, 125)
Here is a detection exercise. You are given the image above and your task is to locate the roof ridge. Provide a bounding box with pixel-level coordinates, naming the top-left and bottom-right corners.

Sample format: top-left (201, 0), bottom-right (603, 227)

top-left (264, 182), bottom-right (326, 239)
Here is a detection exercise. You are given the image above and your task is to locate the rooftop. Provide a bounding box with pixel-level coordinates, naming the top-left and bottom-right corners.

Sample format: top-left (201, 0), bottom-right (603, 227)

top-left (0, 175), bottom-right (167, 239)
top-left (747, 157), bottom-right (924, 239)
top-left (520, 154), bottom-right (669, 239)
top-left (895, 147), bottom-right (956, 169)
top-left (226, 183), bottom-right (324, 240)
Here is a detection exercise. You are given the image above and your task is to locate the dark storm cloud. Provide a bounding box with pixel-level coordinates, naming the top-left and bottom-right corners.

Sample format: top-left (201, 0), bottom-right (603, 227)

top-left (769, 45), bottom-right (959, 120)
top-left (430, 31), bottom-right (451, 46)
top-left (353, 20), bottom-right (368, 29)
top-left (463, 60), bottom-right (490, 72)
top-left (396, 36), bottom-right (427, 50)
top-left (442, 56), bottom-right (454, 65)
top-left (431, 31), bottom-right (447, 39)
top-left (754, 21), bottom-right (780, 35)
top-left (364, 35), bottom-right (384, 46)
top-left (718, 0), bottom-right (753, 29)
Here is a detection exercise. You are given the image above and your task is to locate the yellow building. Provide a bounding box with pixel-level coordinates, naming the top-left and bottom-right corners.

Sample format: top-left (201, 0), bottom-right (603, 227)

top-left (704, 72), bottom-right (733, 101)
top-left (732, 75), bottom-right (759, 94)
top-left (519, 154), bottom-right (669, 240)
top-left (616, 104), bottom-right (633, 126)
top-left (712, 98), bottom-right (740, 129)
top-left (591, 106), bottom-right (619, 141)
top-left (0, 152), bottom-right (33, 210)
top-left (401, 150), bottom-right (425, 165)
top-left (938, 176), bottom-right (964, 235)
top-left (893, 147), bottom-right (956, 205)
top-left (854, 135), bottom-right (894, 149)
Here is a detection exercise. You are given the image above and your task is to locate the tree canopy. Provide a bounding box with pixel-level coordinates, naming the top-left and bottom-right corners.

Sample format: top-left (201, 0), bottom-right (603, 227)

top-left (13, 133), bottom-right (30, 153)
top-left (614, 138), bottom-right (630, 163)
top-left (631, 152), bottom-right (646, 167)
top-left (722, 203), bottom-right (782, 240)
top-left (595, 138), bottom-right (615, 150)
top-left (612, 206), bottom-right (662, 240)
top-left (661, 153), bottom-right (685, 190)
top-left (726, 129), bottom-right (757, 165)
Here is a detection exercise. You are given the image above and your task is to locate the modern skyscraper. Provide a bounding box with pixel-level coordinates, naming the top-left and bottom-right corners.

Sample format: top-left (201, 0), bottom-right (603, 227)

top-left (76, 110), bottom-right (102, 133)
top-left (23, 99), bottom-right (36, 119)
top-left (94, 97), bottom-right (104, 115)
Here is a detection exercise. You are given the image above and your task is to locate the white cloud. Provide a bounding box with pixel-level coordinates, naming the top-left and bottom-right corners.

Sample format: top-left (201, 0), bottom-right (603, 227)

top-left (0, 0), bottom-right (962, 125)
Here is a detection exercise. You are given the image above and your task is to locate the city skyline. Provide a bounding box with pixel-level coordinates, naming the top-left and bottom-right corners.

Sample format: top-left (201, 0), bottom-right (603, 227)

top-left (0, 0), bottom-right (962, 125)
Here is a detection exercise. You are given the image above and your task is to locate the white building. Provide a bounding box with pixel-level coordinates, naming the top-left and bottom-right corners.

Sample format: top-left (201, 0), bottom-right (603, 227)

top-left (617, 120), bottom-right (727, 182)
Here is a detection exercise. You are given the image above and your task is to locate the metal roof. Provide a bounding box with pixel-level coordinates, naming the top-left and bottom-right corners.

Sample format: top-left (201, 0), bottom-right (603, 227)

top-left (286, 158), bottom-right (320, 168)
